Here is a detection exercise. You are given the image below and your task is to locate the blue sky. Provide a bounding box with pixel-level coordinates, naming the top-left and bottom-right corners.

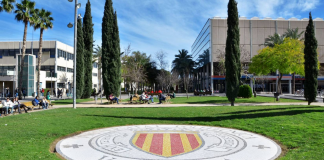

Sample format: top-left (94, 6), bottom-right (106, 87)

top-left (0, 0), bottom-right (323, 68)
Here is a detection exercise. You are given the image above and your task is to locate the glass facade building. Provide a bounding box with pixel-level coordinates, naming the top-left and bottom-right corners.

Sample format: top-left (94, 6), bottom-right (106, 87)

top-left (17, 55), bottom-right (35, 96)
top-left (191, 19), bottom-right (211, 61)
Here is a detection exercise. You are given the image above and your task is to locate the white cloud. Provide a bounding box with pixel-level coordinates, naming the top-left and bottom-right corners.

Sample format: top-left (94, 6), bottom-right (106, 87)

top-left (0, 0), bottom-right (322, 68)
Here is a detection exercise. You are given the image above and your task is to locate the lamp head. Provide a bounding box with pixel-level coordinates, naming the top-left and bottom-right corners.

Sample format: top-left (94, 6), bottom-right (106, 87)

top-left (77, 3), bottom-right (81, 8)
top-left (78, 14), bottom-right (83, 19)
top-left (67, 23), bottom-right (73, 28)
top-left (68, 0), bottom-right (73, 2)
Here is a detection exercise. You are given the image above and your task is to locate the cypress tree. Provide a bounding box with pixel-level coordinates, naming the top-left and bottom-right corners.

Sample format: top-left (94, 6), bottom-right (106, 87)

top-left (225, 0), bottom-right (240, 106)
top-left (113, 11), bottom-right (121, 97)
top-left (82, 0), bottom-right (94, 98)
top-left (102, 0), bottom-right (120, 98)
top-left (76, 18), bottom-right (84, 99)
top-left (304, 12), bottom-right (318, 105)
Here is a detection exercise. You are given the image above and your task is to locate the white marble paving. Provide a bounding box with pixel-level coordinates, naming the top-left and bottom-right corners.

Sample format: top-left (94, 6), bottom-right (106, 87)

top-left (56, 125), bottom-right (281, 160)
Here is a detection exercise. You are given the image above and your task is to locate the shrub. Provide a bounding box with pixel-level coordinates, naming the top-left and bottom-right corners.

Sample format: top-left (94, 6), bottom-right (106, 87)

top-left (237, 85), bottom-right (252, 98)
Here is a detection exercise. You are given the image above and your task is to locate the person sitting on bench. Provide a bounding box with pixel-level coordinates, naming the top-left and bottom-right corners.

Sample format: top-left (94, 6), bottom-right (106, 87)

top-left (109, 93), bottom-right (119, 104)
top-left (13, 97), bottom-right (28, 114)
top-left (146, 93), bottom-right (154, 103)
top-left (3, 98), bottom-right (14, 115)
top-left (0, 101), bottom-right (3, 116)
top-left (140, 92), bottom-right (150, 104)
top-left (42, 97), bottom-right (49, 109)
top-left (158, 93), bottom-right (166, 104)
top-left (32, 96), bottom-right (41, 107)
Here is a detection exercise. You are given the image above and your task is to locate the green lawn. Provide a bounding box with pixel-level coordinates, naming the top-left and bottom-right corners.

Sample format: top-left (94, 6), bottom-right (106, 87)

top-left (169, 96), bottom-right (304, 104)
top-left (51, 98), bottom-right (93, 105)
top-left (122, 96), bottom-right (304, 104)
top-left (0, 105), bottom-right (323, 159)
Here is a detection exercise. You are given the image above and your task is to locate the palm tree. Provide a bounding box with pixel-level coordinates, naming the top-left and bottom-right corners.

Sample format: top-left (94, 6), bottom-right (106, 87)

top-left (264, 33), bottom-right (285, 48)
top-left (93, 45), bottom-right (102, 92)
top-left (0, 0), bottom-right (15, 12)
top-left (283, 28), bottom-right (304, 40)
top-left (32, 8), bottom-right (54, 97)
top-left (172, 49), bottom-right (195, 77)
top-left (14, 0), bottom-right (35, 99)
top-left (283, 28), bottom-right (305, 94)
top-left (172, 49), bottom-right (195, 97)
top-left (197, 49), bottom-right (209, 67)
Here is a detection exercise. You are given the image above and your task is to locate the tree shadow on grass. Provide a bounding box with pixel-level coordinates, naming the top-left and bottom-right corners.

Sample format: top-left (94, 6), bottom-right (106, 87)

top-left (181, 100), bottom-right (289, 104)
top-left (83, 109), bottom-right (324, 122)
top-left (225, 106), bottom-right (321, 115)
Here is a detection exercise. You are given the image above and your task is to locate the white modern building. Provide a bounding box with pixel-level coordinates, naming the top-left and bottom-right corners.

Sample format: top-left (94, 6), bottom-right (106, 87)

top-left (192, 17), bottom-right (324, 93)
top-left (0, 40), bottom-right (100, 97)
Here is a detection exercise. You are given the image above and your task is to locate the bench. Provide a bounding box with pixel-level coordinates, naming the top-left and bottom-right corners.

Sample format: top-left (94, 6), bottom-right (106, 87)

top-left (107, 99), bottom-right (117, 104)
top-left (22, 100), bottom-right (53, 111)
top-left (139, 97), bottom-right (151, 104)
top-left (129, 96), bottom-right (139, 104)
top-left (162, 96), bottom-right (171, 104)
top-left (194, 91), bottom-right (212, 96)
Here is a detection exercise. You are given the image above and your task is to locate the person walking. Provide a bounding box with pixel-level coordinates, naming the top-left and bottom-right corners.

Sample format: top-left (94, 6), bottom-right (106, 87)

top-left (23, 88), bottom-right (26, 99)
top-left (60, 89), bottom-right (63, 98)
top-left (46, 90), bottom-right (51, 100)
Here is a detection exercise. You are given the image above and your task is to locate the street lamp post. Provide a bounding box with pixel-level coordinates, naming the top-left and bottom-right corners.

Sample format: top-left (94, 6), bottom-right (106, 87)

top-left (67, 0), bottom-right (81, 109)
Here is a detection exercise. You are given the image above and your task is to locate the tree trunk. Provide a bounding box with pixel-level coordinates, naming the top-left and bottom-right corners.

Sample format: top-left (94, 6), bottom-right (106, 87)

top-left (18, 22), bottom-right (28, 100)
top-left (37, 29), bottom-right (44, 98)
top-left (292, 72), bottom-right (295, 94)
top-left (231, 101), bottom-right (234, 106)
top-left (186, 84), bottom-right (188, 99)
top-left (99, 65), bottom-right (102, 92)
top-left (277, 73), bottom-right (283, 94)
top-left (124, 78), bottom-right (126, 92)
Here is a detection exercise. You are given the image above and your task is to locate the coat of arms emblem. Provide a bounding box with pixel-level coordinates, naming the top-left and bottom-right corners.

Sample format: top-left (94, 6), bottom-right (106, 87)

top-left (131, 130), bottom-right (203, 157)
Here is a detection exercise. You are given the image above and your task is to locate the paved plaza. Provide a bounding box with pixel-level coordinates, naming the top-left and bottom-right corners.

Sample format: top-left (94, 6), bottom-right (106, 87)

top-left (56, 125), bottom-right (281, 160)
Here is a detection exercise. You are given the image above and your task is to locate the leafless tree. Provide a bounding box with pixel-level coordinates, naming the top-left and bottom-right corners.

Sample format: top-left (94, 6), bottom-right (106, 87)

top-left (122, 51), bottom-right (149, 94)
top-left (255, 75), bottom-right (269, 92)
top-left (182, 69), bottom-right (194, 99)
top-left (156, 71), bottom-right (180, 93)
top-left (156, 50), bottom-right (168, 70)
top-left (214, 45), bottom-right (251, 77)
top-left (123, 43), bottom-right (132, 57)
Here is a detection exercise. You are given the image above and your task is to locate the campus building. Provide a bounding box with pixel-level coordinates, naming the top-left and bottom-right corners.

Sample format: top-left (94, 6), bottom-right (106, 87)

top-left (0, 41), bottom-right (100, 97)
top-left (192, 17), bottom-right (324, 94)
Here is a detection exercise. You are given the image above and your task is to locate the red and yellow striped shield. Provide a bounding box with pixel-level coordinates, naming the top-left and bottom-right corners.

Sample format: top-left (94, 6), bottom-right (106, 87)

top-left (131, 131), bottom-right (203, 157)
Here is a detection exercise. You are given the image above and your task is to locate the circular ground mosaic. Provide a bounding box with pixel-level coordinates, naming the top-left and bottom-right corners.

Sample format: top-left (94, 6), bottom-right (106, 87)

top-left (56, 125), bottom-right (281, 160)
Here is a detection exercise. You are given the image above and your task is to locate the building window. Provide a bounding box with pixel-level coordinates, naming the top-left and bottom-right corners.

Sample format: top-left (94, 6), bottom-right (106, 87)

top-left (0, 66), bottom-right (15, 76)
top-left (57, 66), bottom-right (66, 72)
top-left (57, 83), bottom-right (65, 88)
top-left (41, 65), bottom-right (55, 72)
top-left (92, 73), bottom-right (97, 76)
top-left (93, 62), bottom-right (98, 68)
top-left (94, 84), bottom-right (97, 88)
top-left (3, 49), bottom-right (8, 56)
top-left (50, 49), bottom-right (55, 58)
top-left (67, 68), bottom-right (73, 73)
